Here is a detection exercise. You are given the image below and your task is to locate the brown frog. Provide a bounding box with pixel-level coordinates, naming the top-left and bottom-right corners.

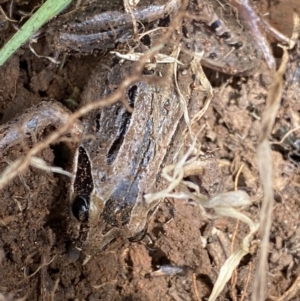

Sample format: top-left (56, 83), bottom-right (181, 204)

top-left (69, 52), bottom-right (186, 254)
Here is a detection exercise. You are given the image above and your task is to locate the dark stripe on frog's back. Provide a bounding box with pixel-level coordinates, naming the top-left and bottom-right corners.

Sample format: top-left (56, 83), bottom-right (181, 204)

top-left (80, 60), bottom-right (137, 164)
top-left (97, 85), bottom-right (156, 231)
top-left (100, 178), bottom-right (139, 233)
top-left (82, 84), bottom-right (140, 165)
top-left (101, 117), bottom-right (155, 215)
top-left (106, 85), bottom-right (137, 165)
top-left (102, 116), bottom-right (154, 193)
top-left (81, 102), bottom-right (129, 162)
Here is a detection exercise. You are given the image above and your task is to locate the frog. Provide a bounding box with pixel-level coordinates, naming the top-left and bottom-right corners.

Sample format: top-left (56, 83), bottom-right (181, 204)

top-left (46, 0), bottom-right (276, 76)
top-left (68, 42), bottom-right (190, 253)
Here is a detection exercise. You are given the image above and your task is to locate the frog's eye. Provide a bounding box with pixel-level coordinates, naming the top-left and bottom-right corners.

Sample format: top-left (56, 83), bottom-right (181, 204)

top-left (72, 195), bottom-right (90, 222)
top-left (210, 20), bottom-right (223, 32)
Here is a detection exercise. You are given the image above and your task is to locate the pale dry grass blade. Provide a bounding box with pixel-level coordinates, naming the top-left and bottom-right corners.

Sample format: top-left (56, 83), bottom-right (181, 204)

top-left (252, 47), bottom-right (289, 301)
top-left (145, 124), bottom-right (258, 301)
top-left (30, 157), bottom-right (73, 178)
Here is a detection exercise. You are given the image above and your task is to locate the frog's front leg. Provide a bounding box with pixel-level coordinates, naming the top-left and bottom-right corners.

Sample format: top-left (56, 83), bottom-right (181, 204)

top-left (0, 101), bottom-right (83, 159)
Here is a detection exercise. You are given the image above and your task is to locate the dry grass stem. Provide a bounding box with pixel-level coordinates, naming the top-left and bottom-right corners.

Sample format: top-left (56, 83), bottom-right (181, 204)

top-left (274, 274), bottom-right (300, 301)
top-left (49, 278), bottom-right (60, 301)
top-left (291, 12), bottom-right (300, 43)
top-left (0, 294), bottom-right (27, 301)
top-left (24, 256), bottom-right (56, 278)
top-left (29, 42), bottom-right (61, 64)
top-left (192, 273), bottom-right (201, 301)
top-left (174, 45), bottom-right (191, 130)
top-left (252, 47), bottom-right (289, 301)
top-left (30, 157), bottom-right (73, 178)
top-left (234, 164), bottom-right (244, 191)
top-left (240, 262), bottom-right (252, 301)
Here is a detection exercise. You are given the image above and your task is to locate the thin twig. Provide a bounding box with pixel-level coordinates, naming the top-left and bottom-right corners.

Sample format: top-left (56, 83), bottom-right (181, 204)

top-left (192, 273), bottom-right (201, 301)
top-left (230, 163), bottom-right (244, 298)
top-left (240, 262), bottom-right (252, 301)
top-left (24, 256), bottom-right (56, 278)
top-left (271, 125), bottom-right (300, 146)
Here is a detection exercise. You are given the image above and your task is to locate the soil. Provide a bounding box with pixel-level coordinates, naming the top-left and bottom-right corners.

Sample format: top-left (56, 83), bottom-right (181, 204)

top-left (1, 1), bottom-right (300, 301)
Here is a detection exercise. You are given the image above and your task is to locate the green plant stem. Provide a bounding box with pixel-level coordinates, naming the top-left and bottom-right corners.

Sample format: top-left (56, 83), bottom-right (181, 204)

top-left (0, 0), bottom-right (73, 66)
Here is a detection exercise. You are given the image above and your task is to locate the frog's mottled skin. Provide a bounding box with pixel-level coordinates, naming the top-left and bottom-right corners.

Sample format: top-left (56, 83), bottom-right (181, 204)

top-left (47, 0), bottom-right (182, 53)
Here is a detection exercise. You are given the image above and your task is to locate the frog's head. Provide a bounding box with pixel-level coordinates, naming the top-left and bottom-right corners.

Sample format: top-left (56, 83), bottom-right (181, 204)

top-left (70, 143), bottom-right (148, 254)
